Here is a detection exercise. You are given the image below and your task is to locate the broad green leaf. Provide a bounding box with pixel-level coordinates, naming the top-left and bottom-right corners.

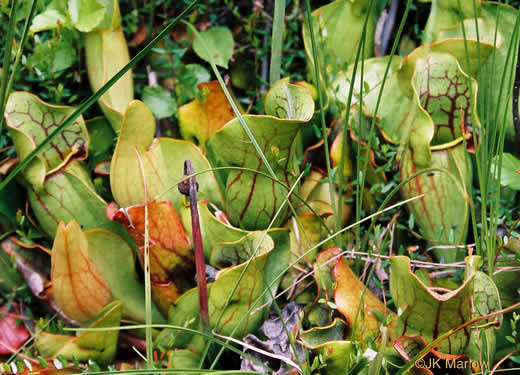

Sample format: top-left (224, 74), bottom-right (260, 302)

top-left (302, 0), bottom-right (377, 89)
top-left (178, 81), bottom-right (238, 150)
top-left (36, 301), bottom-right (122, 365)
top-left (85, 27), bottom-right (133, 132)
top-left (193, 26), bottom-right (234, 69)
top-left (110, 100), bottom-right (223, 210)
top-left (68, 0), bottom-right (105, 32)
top-left (4, 92), bottom-right (89, 190)
top-left (27, 160), bottom-right (121, 237)
top-left (400, 143), bottom-right (471, 260)
top-left (264, 78), bottom-right (315, 121)
top-left (108, 200), bottom-right (194, 316)
top-left (207, 114), bottom-right (306, 230)
top-left (142, 85), bottom-right (176, 120)
top-left (389, 256), bottom-right (476, 354)
top-left (51, 221), bottom-right (112, 322)
top-left (30, 9), bottom-right (68, 32)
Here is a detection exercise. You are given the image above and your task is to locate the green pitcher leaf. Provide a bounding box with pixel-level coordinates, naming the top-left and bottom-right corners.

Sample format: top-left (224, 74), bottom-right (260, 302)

top-left (85, 27), bottom-right (133, 132)
top-left (180, 200), bottom-right (264, 262)
top-left (433, 4), bottom-right (517, 140)
top-left (36, 301), bottom-right (122, 365)
top-left (335, 39), bottom-right (494, 166)
top-left (423, 0), bottom-right (482, 43)
top-left (299, 320), bottom-right (352, 375)
top-left (400, 143), bottom-right (471, 259)
top-left (300, 318), bottom-right (348, 347)
top-left (389, 256), bottom-right (476, 354)
top-left (110, 100), bottom-right (223, 210)
top-left (4, 92), bottom-right (89, 190)
top-left (51, 220), bottom-right (164, 323)
top-left (411, 52), bottom-right (479, 147)
top-left (27, 160), bottom-right (120, 237)
top-left (193, 26), bottom-right (234, 69)
top-left (68, 0), bottom-right (106, 32)
top-left (303, 339), bottom-right (355, 375)
top-left (465, 256), bottom-right (501, 364)
top-left (156, 229), bottom-right (289, 350)
top-left (334, 251), bottom-right (394, 341)
top-left (302, 0), bottom-right (377, 87)
top-left (210, 232), bottom-right (274, 269)
top-left (51, 220), bottom-right (112, 322)
top-left (93, 0), bottom-right (121, 31)
top-left (264, 78), bottom-right (315, 121)
top-left (86, 228), bottom-right (166, 323)
top-left (393, 334), bottom-right (469, 375)
top-left (207, 114), bottom-right (306, 230)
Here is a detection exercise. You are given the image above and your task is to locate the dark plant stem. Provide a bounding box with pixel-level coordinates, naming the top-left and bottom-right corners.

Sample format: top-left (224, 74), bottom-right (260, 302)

top-left (178, 160), bottom-right (209, 331)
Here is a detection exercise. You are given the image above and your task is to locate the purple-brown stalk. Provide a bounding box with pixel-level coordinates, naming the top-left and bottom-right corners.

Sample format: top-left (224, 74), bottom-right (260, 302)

top-left (178, 160), bottom-right (210, 330)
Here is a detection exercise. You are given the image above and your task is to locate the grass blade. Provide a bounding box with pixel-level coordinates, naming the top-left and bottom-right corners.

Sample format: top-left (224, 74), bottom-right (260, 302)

top-left (269, 0), bottom-right (285, 84)
top-left (0, 0), bottom-right (18, 134)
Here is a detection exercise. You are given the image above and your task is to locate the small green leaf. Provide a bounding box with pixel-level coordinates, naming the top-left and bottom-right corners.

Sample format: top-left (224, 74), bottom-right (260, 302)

top-left (30, 9), bottom-right (68, 32)
top-left (68, 0), bottom-right (106, 32)
top-left (497, 153), bottom-right (520, 190)
top-left (193, 26), bottom-right (234, 69)
top-left (142, 85), bottom-right (176, 119)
